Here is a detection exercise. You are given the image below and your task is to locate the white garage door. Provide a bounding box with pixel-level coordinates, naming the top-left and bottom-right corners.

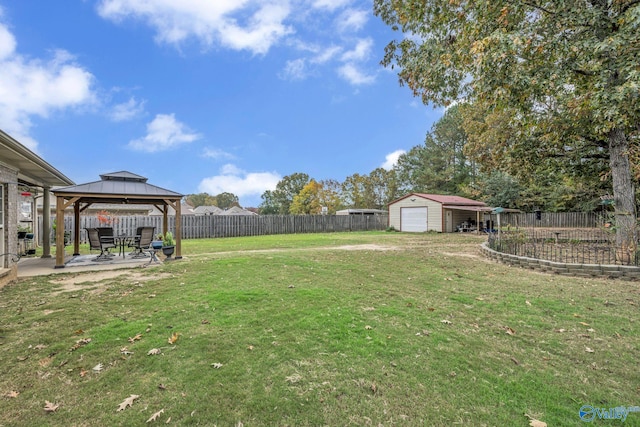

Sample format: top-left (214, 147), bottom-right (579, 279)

top-left (401, 207), bottom-right (428, 232)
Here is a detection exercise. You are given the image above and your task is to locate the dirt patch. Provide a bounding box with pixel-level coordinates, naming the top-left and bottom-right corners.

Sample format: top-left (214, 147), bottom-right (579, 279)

top-left (333, 244), bottom-right (398, 251)
top-left (441, 251), bottom-right (480, 259)
top-left (48, 271), bottom-right (171, 295)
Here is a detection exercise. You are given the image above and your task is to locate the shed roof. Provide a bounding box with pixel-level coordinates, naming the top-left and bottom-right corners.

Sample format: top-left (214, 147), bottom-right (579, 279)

top-left (390, 193), bottom-right (486, 207)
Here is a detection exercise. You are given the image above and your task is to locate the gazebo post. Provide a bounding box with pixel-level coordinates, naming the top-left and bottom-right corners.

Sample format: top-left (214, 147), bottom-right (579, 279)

top-left (55, 196), bottom-right (65, 268)
top-left (73, 202), bottom-right (80, 256)
top-left (42, 187), bottom-right (52, 258)
top-left (175, 200), bottom-right (182, 259)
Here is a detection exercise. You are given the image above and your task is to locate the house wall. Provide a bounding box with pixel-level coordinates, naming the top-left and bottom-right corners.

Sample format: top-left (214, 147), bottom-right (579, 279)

top-left (389, 196), bottom-right (443, 232)
top-left (0, 162), bottom-right (19, 288)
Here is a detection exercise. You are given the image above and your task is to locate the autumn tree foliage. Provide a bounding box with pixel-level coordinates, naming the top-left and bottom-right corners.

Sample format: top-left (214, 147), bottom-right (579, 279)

top-left (375, 0), bottom-right (640, 248)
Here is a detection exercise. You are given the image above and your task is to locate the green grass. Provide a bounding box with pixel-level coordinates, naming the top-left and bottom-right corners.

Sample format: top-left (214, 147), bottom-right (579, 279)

top-left (1, 232), bottom-right (639, 426)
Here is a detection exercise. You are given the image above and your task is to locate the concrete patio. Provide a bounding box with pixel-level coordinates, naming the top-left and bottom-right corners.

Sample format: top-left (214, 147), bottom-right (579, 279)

top-left (17, 251), bottom-right (163, 277)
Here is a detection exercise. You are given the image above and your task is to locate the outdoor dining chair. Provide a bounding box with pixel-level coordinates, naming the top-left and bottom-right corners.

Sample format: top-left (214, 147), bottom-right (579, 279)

top-left (130, 226), bottom-right (155, 258)
top-left (85, 227), bottom-right (117, 261)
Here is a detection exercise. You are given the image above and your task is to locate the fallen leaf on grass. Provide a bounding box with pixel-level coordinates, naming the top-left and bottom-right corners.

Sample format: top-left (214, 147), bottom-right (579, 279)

top-left (128, 334), bottom-right (142, 343)
top-left (440, 319), bottom-right (452, 325)
top-left (39, 357), bottom-right (53, 367)
top-left (80, 369), bottom-right (89, 377)
top-left (524, 414), bottom-right (547, 427)
top-left (4, 391), bottom-right (19, 398)
top-left (92, 363), bottom-right (103, 372)
top-left (34, 344), bottom-right (48, 350)
top-left (147, 348), bottom-right (162, 356)
top-left (117, 394), bottom-right (140, 412)
top-left (211, 362), bottom-right (223, 369)
top-left (146, 408), bottom-right (164, 423)
top-left (504, 327), bottom-right (516, 336)
top-left (120, 347), bottom-right (134, 355)
top-left (168, 333), bottom-right (179, 345)
top-left (525, 300), bottom-right (531, 306)
top-left (70, 338), bottom-right (92, 352)
top-left (201, 319), bottom-right (210, 324)
top-left (247, 345), bottom-right (254, 351)
top-left (44, 401), bottom-right (59, 413)
top-left (585, 347), bottom-right (595, 353)
top-left (364, 325), bottom-right (373, 330)
top-left (579, 322), bottom-right (590, 326)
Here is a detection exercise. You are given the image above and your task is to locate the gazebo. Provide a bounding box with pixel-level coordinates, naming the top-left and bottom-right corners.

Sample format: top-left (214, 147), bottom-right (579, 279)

top-left (52, 171), bottom-right (183, 268)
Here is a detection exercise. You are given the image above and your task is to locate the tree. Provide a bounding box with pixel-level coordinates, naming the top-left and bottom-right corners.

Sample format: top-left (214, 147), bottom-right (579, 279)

top-left (259, 190), bottom-right (279, 215)
top-left (368, 168), bottom-right (399, 209)
top-left (185, 193), bottom-right (217, 208)
top-left (342, 173), bottom-right (369, 208)
top-left (394, 105), bottom-right (474, 195)
top-left (215, 192), bottom-right (240, 209)
top-left (290, 180), bottom-right (323, 214)
top-left (375, 0), bottom-right (640, 249)
top-left (259, 173), bottom-right (310, 214)
top-left (480, 172), bottom-right (522, 209)
top-left (317, 179), bottom-right (345, 214)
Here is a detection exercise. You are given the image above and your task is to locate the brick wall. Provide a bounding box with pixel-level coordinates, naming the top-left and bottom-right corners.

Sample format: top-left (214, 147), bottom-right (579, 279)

top-left (480, 242), bottom-right (640, 281)
top-left (0, 163), bottom-right (18, 269)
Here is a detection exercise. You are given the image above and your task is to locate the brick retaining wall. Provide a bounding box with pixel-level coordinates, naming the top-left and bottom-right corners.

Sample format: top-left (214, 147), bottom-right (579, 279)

top-left (480, 242), bottom-right (640, 280)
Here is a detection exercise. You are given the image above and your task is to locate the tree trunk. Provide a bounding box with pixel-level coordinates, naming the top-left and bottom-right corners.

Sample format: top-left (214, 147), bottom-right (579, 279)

top-left (609, 128), bottom-right (637, 262)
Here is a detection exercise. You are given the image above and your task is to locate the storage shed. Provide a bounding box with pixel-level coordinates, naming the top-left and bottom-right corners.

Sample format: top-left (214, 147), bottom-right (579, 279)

top-left (388, 193), bottom-right (490, 233)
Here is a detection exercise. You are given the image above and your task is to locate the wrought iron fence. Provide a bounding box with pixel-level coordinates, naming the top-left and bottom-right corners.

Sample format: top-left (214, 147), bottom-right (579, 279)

top-left (487, 228), bottom-right (640, 266)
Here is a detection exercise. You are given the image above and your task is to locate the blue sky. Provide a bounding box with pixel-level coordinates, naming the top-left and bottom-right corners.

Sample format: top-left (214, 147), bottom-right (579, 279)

top-left (0, 0), bottom-right (443, 207)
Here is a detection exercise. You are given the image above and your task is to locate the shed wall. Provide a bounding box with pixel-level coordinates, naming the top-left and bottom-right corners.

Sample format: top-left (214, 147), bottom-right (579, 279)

top-left (389, 197), bottom-right (443, 232)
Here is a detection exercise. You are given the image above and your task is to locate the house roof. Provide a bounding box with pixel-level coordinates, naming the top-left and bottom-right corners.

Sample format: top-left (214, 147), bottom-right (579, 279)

top-left (193, 205), bottom-right (223, 215)
top-left (391, 193), bottom-right (486, 207)
top-left (0, 129), bottom-right (74, 188)
top-left (221, 206), bottom-right (258, 216)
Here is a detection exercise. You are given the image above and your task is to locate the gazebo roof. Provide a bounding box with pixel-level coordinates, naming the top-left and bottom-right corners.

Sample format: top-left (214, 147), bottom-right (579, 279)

top-left (53, 171), bottom-right (183, 204)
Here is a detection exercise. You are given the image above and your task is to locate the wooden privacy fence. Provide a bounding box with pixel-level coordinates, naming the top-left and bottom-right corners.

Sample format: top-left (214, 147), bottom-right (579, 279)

top-left (41, 214), bottom-right (389, 244)
top-left (498, 212), bottom-right (600, 228)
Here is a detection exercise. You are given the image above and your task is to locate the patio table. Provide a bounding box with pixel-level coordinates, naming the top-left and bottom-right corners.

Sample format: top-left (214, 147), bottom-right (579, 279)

top-left (115, 235), bottom-right (135, 258)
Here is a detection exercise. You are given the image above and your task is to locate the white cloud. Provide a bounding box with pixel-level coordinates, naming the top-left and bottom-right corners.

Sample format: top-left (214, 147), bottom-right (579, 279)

top-left (280, 58), bottom-right (308, 80)
top-left (382, 149), bottom-right (405, 170)
top-left (336, 9), bottom-right (368, 33)
top-left (97, 0), bottom-right (294, 55)
top-left (0, 16), bottom-right (95, 152)
top-left (337, 63), bottom-right (375, 85)
top-left (198, 164), bottom-right (281, 204)
top-left (0, 16), bottom-right (16, 60)
top-left (110, 96), bottom-right (145, 121)
top-left (128, 113), bottom-right (201, 152)
top-left (310, 45), bottom-right (341, 64)
top-left (312, 0), bottom-right (352, 11)
top-left (341, 37), bottom-right (372, 62)
top-left (202, 147), bottom-right (234, 160)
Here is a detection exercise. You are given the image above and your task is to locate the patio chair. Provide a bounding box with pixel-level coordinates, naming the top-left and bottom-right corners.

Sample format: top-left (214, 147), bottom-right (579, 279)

top-left (85, 228), bottom-right (116, 261)
top-left (129, 226), bottom-right (155, 258)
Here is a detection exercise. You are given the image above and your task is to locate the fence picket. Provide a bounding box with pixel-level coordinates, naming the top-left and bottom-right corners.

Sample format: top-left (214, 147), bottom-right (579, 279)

top-left (41, 214), bottom-right (389, 244)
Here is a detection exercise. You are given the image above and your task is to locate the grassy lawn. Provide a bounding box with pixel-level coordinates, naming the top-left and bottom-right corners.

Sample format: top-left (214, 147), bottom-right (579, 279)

top-left (1, 232), bottom-right (639, 426)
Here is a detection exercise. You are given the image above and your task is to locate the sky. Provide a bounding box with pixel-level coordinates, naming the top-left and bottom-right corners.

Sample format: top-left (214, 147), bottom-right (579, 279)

top-left (0, 0), bottom-right (443, 207)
